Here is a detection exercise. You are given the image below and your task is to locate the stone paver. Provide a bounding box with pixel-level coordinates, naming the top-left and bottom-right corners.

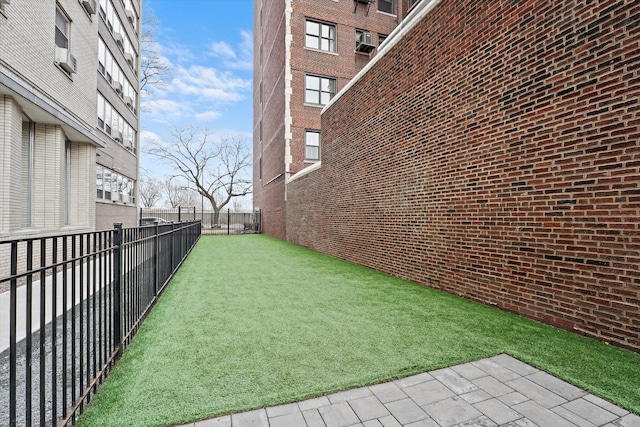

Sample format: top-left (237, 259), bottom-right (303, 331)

top-left (423, 397), bottom-right (483, 427)
top-left (189, 354), bottom-right (636, 427)
top-left (318, 402), bottom-right (360, 427)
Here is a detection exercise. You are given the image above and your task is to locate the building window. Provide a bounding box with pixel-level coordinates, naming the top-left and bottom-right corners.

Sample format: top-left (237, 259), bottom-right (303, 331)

top-left (305, 131), bottom-right (321, 161)
top-left (378, 0), bottom-right (394, 14)
top-left (409, 0), bottom-right (420, 8)
top-left (305, 19), bottom-right (336, 52)
top-left (378, 34), bottom-right (388, 46)
top-left (97, 165), bottom-right (135, 204)
top-left (96, 165), bottom-right (104, 199)
top-left (55, 6), bottom-right (70, 49)
top-left (305, 74), bottom-right (336, 105)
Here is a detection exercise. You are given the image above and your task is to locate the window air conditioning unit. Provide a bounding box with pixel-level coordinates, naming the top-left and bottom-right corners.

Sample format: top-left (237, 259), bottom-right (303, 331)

top-left (123, 95), bottom-right (133, 107)
top-left (356, 32), bottom-right (375, 53)
top-left (113, 31), bottom-right (124, 46)
top-left (124, 52), bottom-right (134, 67)
top-left (82, 0), bottom-right (97, 15)
top-left (125, 8), bottom-right (135, 23)
top-left (114, 131), bottom-right (123, 142)
top-left (55, 47), bottom-right (77, 74)
top-left (113, 81), bottom-right (123, 94)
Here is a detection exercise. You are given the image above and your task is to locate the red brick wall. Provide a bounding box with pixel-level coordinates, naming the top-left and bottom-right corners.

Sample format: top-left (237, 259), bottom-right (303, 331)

top-left (254, 0), bottom-right (288, 239)
top-left (254, 0), bottom-right (400, 239)
top-left (287, 0), bottom-right (640, 351)
top-left (288, 0), bottom-right (400, 175)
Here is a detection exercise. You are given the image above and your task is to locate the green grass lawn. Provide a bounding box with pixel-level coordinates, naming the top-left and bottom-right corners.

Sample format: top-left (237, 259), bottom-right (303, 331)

top-left (77, 235), bottom-right (640, 427)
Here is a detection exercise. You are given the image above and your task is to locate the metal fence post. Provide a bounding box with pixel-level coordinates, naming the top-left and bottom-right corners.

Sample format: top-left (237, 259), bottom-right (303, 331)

top-left (9, 242), bottom-right (17, 427)
top-left (154, 222), bottom-right (159, 296)
top-left (113, 223), bottom-right (123, 359)
top-left (227, 209), bottom-right (230, 235)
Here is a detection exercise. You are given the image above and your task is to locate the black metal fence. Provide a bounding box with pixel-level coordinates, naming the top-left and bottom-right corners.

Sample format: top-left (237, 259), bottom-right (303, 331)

top-left (0, 220), bottom-right (201, 426)
top-left (141, 207), bottom-right (261, 235)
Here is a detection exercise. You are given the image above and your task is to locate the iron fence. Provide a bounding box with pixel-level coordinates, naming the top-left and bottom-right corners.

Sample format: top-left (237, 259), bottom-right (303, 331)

top-left (141, 207), bottom-right (261, 235)
top-left (0, 220), bottom-right (201, 426)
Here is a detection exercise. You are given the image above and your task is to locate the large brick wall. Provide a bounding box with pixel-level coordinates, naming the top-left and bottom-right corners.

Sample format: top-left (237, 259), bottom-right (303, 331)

top-left (287, 0), bottom-right (640, 351)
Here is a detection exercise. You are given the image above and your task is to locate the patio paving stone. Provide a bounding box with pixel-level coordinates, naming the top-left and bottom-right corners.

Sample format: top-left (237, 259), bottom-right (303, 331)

top-left (185, 355), bottom-right (637, 427)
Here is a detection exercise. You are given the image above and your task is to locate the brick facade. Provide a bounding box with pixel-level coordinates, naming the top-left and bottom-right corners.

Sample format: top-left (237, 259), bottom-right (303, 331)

top-left (287, 0), bottom-right (640, 351)
top-left (254, 0), bottom-right (403, 239)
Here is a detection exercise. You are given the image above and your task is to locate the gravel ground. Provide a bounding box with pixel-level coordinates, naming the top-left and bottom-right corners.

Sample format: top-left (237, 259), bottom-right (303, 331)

top-left (0, 292), bottom-right (112, 427)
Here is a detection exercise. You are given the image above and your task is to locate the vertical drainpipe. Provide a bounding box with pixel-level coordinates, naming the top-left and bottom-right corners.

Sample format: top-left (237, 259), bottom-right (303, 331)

top-left (284, 0), bottom-right (293, 201)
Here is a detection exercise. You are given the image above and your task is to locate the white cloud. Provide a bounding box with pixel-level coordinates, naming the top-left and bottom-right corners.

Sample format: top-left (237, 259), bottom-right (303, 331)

top-left (139, 130), bottom-right (164, 152)
top-left (195, 111), bottom-right (222, 121)
top-left (170, 65), bottom-right (250, 103)
top-left (210, 41), bottom-right (236, 59)
top-left (143, 99), bottom-right (190, 118)
top-left (207, 30), bottom-right (253, 70)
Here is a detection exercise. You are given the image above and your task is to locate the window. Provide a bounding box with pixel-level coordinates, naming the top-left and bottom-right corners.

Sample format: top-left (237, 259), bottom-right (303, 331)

top-left (98, 38), bottom-right (106, 74)
top-left (97, 93), bottom-right (137, 148)
top-left (305, 19), bottom-right (336, 52)
top-left (378, 34), bottom-right (388, 46)
top-left (99, 0), bottom-right (106, 20)
top-left (97, 165), bottom-right (135, 203)
top-left (55, 6), bottom-right (70, 49)
top-left (97, 93), bottom-right (105, 129)
top-left (378, 0), bottom-right (394, 14)
top-left (96, 165), bottom-right (104, 199)
top-left (409, 0), bottom-right (420, 7)
top-left (103, 168), bottom-right (112, 199)
top-left (305, 131), bottom-right (321, 161)
top-left (305, 74), bottom-right (336, 105)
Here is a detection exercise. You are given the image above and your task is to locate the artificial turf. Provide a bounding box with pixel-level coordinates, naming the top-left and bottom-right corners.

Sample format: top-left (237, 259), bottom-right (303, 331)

top-left (77, 235), bottom-right (640, 426)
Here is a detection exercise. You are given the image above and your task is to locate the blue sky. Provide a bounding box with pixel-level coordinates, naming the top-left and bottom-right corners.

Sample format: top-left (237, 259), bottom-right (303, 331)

top-left (139, 0), bottom-right (254, 179)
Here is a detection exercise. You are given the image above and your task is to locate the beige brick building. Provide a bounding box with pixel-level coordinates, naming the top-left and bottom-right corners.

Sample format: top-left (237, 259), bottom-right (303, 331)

top-left (253, 0), bottom-right (420, 239)
top-left (0, 0), bottom-right (140, 239)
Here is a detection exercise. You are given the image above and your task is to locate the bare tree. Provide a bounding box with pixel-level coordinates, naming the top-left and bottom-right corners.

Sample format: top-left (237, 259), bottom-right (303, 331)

top-left (138, 177), bottom-right (163, 207)
top-left (231, 198), bottom-right (248, 212)
top-left (163, 177), bottom-right (201, 208)
top-left (140, 2), bottom-right (171, 99)
top-left (164, 177), bottom-right (187, 208)
top-left (145, 126), bottom-right (252, 223)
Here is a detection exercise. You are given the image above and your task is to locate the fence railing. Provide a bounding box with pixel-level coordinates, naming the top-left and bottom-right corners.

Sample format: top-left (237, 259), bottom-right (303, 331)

top-left (0, 220), bottom-right (201, 426)
top-left (141, 207), bottom-right (261, 235)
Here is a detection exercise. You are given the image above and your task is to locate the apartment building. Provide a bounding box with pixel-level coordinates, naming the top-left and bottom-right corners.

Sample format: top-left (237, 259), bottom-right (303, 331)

top-left (95, 0), bottom-right (140, 230)
top-left (253, 0), bottom-right (419, 239)
top-left (0, 0), bottom-right (140, 239)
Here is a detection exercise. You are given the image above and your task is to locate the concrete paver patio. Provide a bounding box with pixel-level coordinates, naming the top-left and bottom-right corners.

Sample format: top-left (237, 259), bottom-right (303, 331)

top-left (176, 354), bottom-right (640, 427)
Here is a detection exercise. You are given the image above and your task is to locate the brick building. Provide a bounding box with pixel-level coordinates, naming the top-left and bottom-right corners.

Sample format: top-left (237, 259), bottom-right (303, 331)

top-left (0, 0), bottom-right (140, 240)
top-left (286, 0), bottom-right (640, 351)
top-left (253, 0), bottom-right (418, 239)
